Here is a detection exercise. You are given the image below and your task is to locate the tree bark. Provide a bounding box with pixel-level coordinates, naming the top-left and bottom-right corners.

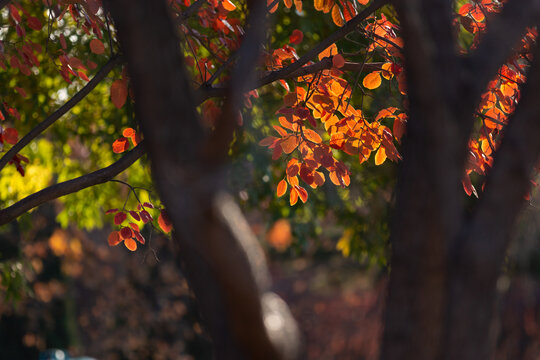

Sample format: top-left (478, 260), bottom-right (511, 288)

top-left (105, 1), bottom-right (300, 359)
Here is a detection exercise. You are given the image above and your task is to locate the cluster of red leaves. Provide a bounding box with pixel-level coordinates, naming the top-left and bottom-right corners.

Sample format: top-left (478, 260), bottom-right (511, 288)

top-left (106, 202), bottom-right (173, 251)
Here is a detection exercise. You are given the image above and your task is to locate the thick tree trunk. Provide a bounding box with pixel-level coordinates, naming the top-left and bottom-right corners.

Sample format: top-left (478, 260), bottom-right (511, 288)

top-left (106, 1), bottom-right (300, 359)
top-left (382, 1), bottom-right (540, 359)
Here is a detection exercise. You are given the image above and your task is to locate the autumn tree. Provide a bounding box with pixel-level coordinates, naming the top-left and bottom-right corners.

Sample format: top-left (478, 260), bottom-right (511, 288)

top-left (1, 0), bottom-right (540, 358)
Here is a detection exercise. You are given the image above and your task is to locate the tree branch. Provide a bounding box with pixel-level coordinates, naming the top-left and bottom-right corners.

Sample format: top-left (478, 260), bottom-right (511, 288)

top-left (197, 60), bottom-right (385, 101)
top-left (462, 0), bottom-right (540, 110)
top-left (195, 0), bottom-right (388, 102)
top-left (0, 142), bottom-right (145, 226)
top-left (0, 55), bottom-right (122, 172)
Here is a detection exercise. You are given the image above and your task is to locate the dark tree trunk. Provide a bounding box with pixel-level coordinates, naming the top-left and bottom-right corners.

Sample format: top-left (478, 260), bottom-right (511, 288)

top-left (105, 1), bottom-right (300, 359)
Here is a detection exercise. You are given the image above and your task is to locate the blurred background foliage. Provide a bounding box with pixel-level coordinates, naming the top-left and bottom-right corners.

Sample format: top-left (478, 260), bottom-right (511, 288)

top-left (8, 1), bottom-right (540, 359)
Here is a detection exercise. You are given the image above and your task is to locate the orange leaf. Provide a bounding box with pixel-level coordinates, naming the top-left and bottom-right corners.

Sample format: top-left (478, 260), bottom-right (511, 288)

top-left (277, 179), bottom-right (287, 197)
top-left (259, 136), bottom-right (278, 146)
top-left (108, 231), bottom-right (122, 246)
top-left (281, 135), bottom-right (299, 154)
top-left (3, 128), bottom-right (18, 144)
top-left (296, 186), bottom-right (308, 203)
top-left (363, 72), bottom-right (382, 89)
top-left (273, 125), bottom-right (288, 137)
top-left (381, 62), bottom-right (393, 80)
top-left (267, 0), bottom-right (278, 12)
top-left (303, 129), bottom-right (322, 144)
top-left (222, 0), bottom-right (236, 11)
top-left (111, 79), bottom-right (128, 109)
top-left (124, 237), bottom-right (137, 251)
top-left (375, 146), bottom-right (387, 165)
top-left (158, 210), bottom-right (173, 233)
top-left (112, 137), bottom-right (129, 153)
top-left (90, 39), bottom-right (105, 54)
top-left (318, 43), bottom-right (338, 61)
top-left (289, 187), bottom-right (298, 205)
top-left (331, 5), bottom-right (344, 26)
top-left (123, 128), bottom-right (135, 137)
top-left (129, 222), bottom-right (140, 232)
top-left (332, 54), bottom-right (345, 69)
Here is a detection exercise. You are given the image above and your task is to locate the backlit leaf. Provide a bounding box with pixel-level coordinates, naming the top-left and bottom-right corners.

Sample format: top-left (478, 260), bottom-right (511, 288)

top-left (124, 238), bottom-right (137, 251)
top-left (3, 128), bottom-right (18, 144)
top-left (158, 210), bottom-right (173, 233)
top-left (289, 29), bottom-right (303, 44)
top-left (289, 187), bottom-right (298, 205)
top-left (140, 210), bottom-right (153, 224)
top-left (277, 179), bottom-right (287, 197)
top-left (108, 231), bottom-right (122, 246)
top-left (112, 137), bottom-right (129, 153)
top-left (363, 72), bottom-right (382, 89)
top-left (375, 146), bottom-right (387, 165)
top-left (222, 0), bottom-right (236, 11)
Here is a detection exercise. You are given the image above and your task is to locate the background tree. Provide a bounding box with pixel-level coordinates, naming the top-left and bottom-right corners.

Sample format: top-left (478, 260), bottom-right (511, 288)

top-left (1, 0), bottom-right (540, 359)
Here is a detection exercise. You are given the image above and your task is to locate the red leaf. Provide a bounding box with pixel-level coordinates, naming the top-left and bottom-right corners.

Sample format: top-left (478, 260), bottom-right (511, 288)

top-left (114, 212), bottom-right (127, 225)
top-left (3, 128), bottom-right (18, 145)
top-left (332, 54), bottom-right (345, 69)
top-left (129, 222), bottom-right (140, 232)
top-left (158, 210), bottom-right (173, 233)
top-left (129, 210), bottom-right (140, 221)
top-left (111, 79), bottom-right (128, 109)
top-left (120, 227), bottom-right (133, 239)
top-left (140, 210), bottom-right (153, 223)
top-left (90, 39), bottom-right (105, 54)
top-left (106, 208), bottom-right (118, 214)
top-left (295, 186), bottom-right (308, 203)
top-left (26, 16), bottom-right (42, 31)
top-left (143, 202), bottom-right (154, 209)
top-left (289, 29), bottom-right (303, 45)
top-left (134, 231), bottom-right (145, 244)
